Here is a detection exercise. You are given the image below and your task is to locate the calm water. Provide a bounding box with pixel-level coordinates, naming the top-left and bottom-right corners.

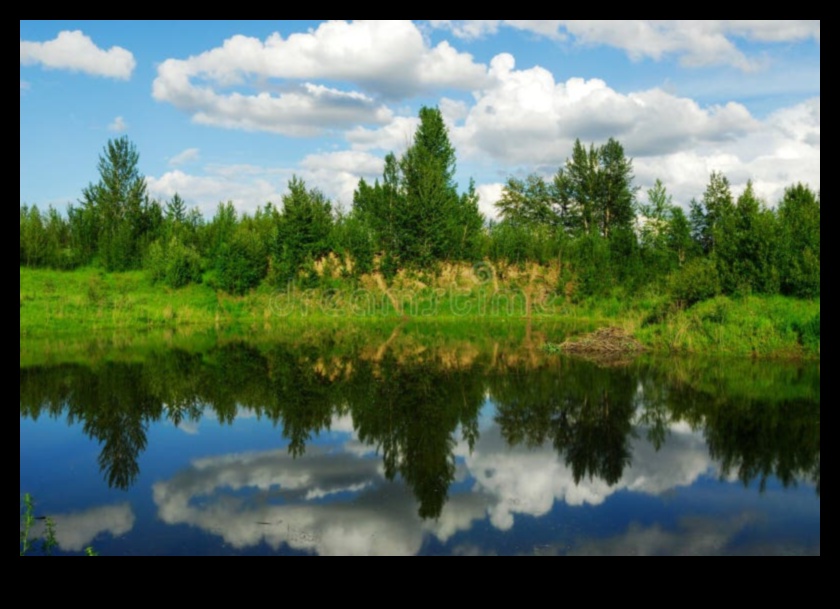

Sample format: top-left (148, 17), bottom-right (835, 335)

top-left (20, 341), bottom-right (820, 556)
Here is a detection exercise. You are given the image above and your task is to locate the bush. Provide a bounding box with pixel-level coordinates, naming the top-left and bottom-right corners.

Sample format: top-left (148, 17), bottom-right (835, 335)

top-left (147, 237), bottom-right (203, 289)
top-left (794, 312), bottom-right (820, 351)
top-left (668, 258), bottom-right (721, 308)
top-left (214, 231), bottom-right (268, 295)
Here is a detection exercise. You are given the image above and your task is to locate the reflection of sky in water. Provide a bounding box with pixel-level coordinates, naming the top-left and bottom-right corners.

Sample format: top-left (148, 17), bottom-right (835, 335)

top-left (21, 382), bottom-right (820, 556)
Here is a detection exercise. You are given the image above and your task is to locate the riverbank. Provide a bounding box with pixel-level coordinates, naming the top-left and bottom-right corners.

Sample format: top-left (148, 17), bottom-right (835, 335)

top-left (20, 267), bottom-right (819, 360)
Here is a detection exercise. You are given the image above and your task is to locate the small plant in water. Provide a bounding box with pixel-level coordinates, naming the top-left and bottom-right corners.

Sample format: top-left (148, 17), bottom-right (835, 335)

top-left (20, 493), bottom-right (97, 557)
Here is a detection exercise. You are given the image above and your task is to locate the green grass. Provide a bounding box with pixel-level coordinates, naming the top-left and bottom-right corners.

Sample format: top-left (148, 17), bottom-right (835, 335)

top-left (20, 267), bottom-right (819, 360)
top-left (635, 295), bottom-right (820, 359)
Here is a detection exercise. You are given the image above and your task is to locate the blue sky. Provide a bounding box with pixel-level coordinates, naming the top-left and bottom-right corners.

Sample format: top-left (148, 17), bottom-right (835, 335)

top-left (20, 20), bottom-right (820, 219)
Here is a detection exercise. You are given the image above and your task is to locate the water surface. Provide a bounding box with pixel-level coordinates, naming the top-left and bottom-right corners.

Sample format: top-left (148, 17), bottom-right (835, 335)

top-left (20, 338), bottom-right (820, 556)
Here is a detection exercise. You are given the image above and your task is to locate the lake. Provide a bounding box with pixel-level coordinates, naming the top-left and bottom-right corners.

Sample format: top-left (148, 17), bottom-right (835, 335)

top-left (20, 333), bottom-right (820, 556)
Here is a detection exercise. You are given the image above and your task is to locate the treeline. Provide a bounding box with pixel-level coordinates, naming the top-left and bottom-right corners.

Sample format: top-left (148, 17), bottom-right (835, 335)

top-left (19, 107), bottom-right (820, 301)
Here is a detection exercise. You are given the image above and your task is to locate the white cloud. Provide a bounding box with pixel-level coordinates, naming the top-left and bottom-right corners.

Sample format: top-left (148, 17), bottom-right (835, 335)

top-left (169, 147), bottom-right (200, 166)
top-left (429, 20), bottom-right (504, 40)
top-left (152, 21), bottom-right (487, 136)
top-left (431, 21), bottom-right (820, 70)
top-left (476, 183), bottom-right (505, 220)
top-left (453, 54), bottom-right (757, 167)
top-left (108, 116), bottom-right (127, 132)
top-left (153, 65), bottom-right (393, 136)
top-left (20, 30), bottom-right (135, 80)
top-left (147, 167), bottom-right (286, 216)
top-left (147, 151), bottom-right (385, 215)
top-left (633, 97), bottom-right (820, 206)
top-left (299, 150), bottom-right (385, 207)
top-left (20, 80), bottom-right (29, 92)
top-left (347, 115), bottom-right (419, 153)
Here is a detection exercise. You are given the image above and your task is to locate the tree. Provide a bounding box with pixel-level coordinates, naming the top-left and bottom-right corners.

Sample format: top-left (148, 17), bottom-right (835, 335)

top-left (777, 183), bottom-right (820, 298)
top-left (398, 106), bottom-right (460, 265)
top-left (554, 139), bottom-right (599, 235)
top-left (165, 193), bottom-right (187, 225)
top-left (354, 106), bottom-right (483, 268)
top-left (495, 173), bottom-right (556, 227)
top-left (638, 179), bottom-right (674, 280)
top-left (274, 177), bottom-right (334, 282)
top-left (80, 137), bottom-right (152, 271)
top-left (353, 152), bottom-right (403, 256)
top-left (597, 138), bottom-right (637, 239)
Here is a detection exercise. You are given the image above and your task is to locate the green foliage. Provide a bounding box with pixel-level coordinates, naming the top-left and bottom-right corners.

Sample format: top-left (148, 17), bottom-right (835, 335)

top-left (553, 138), bottom-right (637, 238)
top-left (80, 137), bottom-right (157, 271)
top-left (332, 213), bottom-right (375, 276)
top-left (20, 493), bottom-right (98, 557)
top-left (793, 312), bottom-right (820, 352)
top-left (146, 237), bottom-right (203, 289)
top-left (668, 257), bottom-right (721, 307)
top-left (20, 494), bottom-right (58, 557)
top-left (19, 135), bottom-right (820, 320)
top-left (496, 173), bottom-right (558, 227)
top-left (273, 177), bottom-right (333, 284)
top-left (487, 221), bottom-right (562, 266)
top-left (214, 228), bottom-right (268, 296)
top-left (715, 182), bottom-right (780, 295)
top-left (777, 184), bottom-right (820, 298)
top-left (355, 106), bottom-right (484, 268)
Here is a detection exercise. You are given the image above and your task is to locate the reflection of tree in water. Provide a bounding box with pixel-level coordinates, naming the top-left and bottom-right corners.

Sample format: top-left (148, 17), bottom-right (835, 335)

top-left (21, 364), bottom-right (161, 490)
top-left (19, 345), bottom-right (820, 501)
top-left (492, 359), bottom-right (637, 486)
top-left (346, 355), bottom-right (484, 520)
top-left (667, 386), bottom-right (821, 493)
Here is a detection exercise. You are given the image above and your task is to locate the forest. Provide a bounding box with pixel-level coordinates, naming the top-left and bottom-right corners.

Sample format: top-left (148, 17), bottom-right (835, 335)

top-left (19, 106), bottom-right (820, 307)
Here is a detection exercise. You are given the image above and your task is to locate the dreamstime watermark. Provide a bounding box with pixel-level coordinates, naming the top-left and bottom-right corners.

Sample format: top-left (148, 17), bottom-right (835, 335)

top-left (269, 262), bottom-right (566, 318)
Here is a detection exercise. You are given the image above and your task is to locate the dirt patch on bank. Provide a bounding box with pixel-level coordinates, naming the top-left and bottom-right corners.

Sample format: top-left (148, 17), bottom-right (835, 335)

top-left (556, 327), bottom-right (646, 355)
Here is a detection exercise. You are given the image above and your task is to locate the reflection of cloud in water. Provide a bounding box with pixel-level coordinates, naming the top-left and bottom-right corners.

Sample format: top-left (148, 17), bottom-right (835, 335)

top-left (153, 447), bottom-right (487, 556)
top-left (555, 515), bottom-right (817, 557)
top-left (37, 504), bottom-right (135, 552)
top-left (567, 516), bottom-right (751, 556)
top-left (152, 420), bottom-right (717, 555)
top-left (175, 421), bottom-right (200, 435)
top-left (467, 425), bottom-right (714, 531)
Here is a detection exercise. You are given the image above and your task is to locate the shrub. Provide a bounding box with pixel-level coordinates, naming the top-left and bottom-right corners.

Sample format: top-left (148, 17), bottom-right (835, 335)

top-left (147, 237), bottom-right (203, 289)
top-left (668, 258), bottom-right (721, 308)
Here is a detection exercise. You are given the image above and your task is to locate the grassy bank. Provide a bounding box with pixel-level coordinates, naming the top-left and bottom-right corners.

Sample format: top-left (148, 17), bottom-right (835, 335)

top-left (20, 267), bottom-right (819, 360)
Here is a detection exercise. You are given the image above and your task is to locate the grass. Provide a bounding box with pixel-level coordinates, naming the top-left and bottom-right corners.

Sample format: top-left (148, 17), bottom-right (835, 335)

top-left (634, 295), bottom-right (821, 359)
top-left (20, 267), bottom-right (820, 360)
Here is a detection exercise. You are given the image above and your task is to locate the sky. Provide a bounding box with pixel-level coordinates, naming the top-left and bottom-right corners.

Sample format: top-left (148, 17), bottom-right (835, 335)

top-left (20, 20), bottom-right (820, 219)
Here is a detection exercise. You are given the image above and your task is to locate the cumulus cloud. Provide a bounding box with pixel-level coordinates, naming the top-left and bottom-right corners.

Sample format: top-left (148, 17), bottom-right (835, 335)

top-left (147, 167), bottom-right (287, 216)
top-left (147, 150), bottom-right (384, 214)
top-left (346, 115), bottom-right (420, 153)
top-left (169, 147), bottom-right (200, 166)
top-left (299, 150), bottom-right (384, 207)
top-left (452, 54), bottom-right (758, 168)
top-left (20, 30), bottom-right (135, 80)
top-left (475, 183), bottom-right (505, 220)
top-left (108, 116), bottom-right (127, 132)
top-left (633, 97), bottom-right (820, 206)
top-left (152, 21), bottom-right (487, 136)
top-left (431, 20), bottom-right (820, 70)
